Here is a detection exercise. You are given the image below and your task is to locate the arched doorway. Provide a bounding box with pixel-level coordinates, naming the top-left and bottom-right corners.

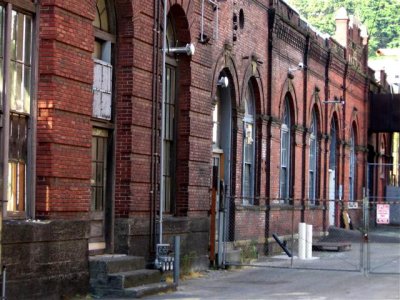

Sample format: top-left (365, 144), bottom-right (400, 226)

top-left (210, 69), bottom-right (235, 266)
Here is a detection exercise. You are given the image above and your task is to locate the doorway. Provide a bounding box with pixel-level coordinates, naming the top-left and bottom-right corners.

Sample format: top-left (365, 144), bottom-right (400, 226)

top-left (210, 74), bottom-right (233, 266)
top-left (89, 127), bottom-right (112, 254)
top-left (328, 169), bottom-right (336, 226)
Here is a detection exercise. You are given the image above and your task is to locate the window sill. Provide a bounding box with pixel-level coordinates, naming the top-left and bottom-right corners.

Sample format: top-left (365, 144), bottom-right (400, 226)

top-left (236, 204), bottom-right (267, 212)
top-left (4, 211), bottom-right (28, 220)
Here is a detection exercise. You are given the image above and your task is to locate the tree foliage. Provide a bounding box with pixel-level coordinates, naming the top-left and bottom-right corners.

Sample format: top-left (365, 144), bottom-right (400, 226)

top-left (287, 0), bottom-right (400, 56)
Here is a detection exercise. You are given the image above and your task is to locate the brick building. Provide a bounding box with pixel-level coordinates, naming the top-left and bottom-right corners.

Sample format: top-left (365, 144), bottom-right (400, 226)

top-left (0, 0), bottom-right (393, 298)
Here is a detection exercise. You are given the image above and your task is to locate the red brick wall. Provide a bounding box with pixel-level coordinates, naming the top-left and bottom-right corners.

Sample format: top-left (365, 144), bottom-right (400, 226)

top-left (37, 1), bottom-right (94, 217)
top-left (34, 0), bottom-right (372, 252)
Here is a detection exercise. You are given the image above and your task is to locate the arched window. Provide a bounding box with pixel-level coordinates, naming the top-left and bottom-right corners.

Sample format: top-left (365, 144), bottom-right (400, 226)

top-left (309, 110), bottom-right (318, 205)
top-left (329, 119), bottom-right (337, 171)
top-left (242, 82), bottom-right (255, 204)
top-left (280, 96), bottom-right (291, 201)
top-left (163, 15), bottom-right (178, 213)
top-left (90, 0), bottom-right (115, 251)
top-left (349, 127), bottom-right (356, 202)
top-left (92, 0), bottom-right (114, 120)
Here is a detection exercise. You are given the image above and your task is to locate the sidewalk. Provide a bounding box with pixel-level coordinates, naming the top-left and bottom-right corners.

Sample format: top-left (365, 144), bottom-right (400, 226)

top-left (145, 267), bottom-right (400, 300)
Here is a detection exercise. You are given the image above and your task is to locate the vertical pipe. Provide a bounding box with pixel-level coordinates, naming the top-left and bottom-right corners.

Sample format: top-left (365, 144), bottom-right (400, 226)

top-left (200, 0), bottom-right (204, 43)
top-left (1, 266), bottom-right (5, 300)
top-left (173, 236), bottom-right (180, 284)
top-left (159, 0), bottom-right (168, 245)
top-left (2, 3), bottom-right (12, 219)
top-left (215, 1), bottom-right (218, 40)
top-left (0, 2), bottom-right (12, 281)
top-left (150, 0), bottom-right (161, 258)
top-left (28, 0), bottom-right (40, 220)
top-left (0, 6), bottom-right (12, 273)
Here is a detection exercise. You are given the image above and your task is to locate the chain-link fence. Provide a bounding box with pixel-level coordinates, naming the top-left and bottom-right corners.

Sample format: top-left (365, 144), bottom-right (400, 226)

top-left (366, 163), bottom-right (400, 274)
top-left (222, 197), bottom-right (364, 272)
top-left (219, 163), bottom-right (400, 274)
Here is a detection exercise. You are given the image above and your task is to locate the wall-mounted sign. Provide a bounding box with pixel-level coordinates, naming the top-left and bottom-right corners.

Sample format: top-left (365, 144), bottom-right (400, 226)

top-left (376, 204), bottom-right (390, 224)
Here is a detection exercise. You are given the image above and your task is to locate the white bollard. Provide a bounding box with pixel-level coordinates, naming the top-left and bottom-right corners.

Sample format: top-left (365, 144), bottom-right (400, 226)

top-left (298, 222), bottom-right (306, 259)
top-left (306, 224), bottom-right (313, 259)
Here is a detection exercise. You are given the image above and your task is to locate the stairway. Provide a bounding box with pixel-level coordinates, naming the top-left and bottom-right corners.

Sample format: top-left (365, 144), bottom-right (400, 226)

top-left (89, 254), bottom-right (176, 298)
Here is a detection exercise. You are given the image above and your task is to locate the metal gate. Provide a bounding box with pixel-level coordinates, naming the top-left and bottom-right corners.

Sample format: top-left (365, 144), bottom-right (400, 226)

top-left (366, 163), bottom-right (400, 274)
top-left (220, 163), bottom-right (400, 274)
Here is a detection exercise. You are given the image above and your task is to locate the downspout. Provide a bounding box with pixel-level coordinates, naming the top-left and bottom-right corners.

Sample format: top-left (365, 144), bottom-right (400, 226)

top-left (301, 35), bottom-right (309, 222)
top-left (159, 0), bottom-right (168, 245)
top-left (341, 61), bottom-right (348, 204)
top-left (29, 0), bottom-right (40, 220)
top-left (1, 2), bottom-right (13, 268)
top-left (323, 49), bottom-right (331, 231)
top-left (265, 7), bottom-right (275, 240)
top-left (150, 0), bottom-right (161, 258)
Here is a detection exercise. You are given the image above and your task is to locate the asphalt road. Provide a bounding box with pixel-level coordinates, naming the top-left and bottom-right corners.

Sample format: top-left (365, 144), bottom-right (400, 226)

top-left (146, 267), bottom-right (400, 300)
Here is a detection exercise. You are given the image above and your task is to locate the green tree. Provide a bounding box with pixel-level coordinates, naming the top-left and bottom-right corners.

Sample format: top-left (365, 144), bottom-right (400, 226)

top-left (288, 0), bottom-right (400, 57)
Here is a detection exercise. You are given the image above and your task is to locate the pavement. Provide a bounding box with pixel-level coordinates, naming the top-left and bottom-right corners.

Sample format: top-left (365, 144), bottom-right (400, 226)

top-left (144, 226), bottom-right (400, 300)
top-left (145, 267), bottom-right (400, 300)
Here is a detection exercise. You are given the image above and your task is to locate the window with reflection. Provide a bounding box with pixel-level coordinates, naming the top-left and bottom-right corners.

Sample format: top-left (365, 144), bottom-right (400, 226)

top-left (308, 110), bottom-right (318, 205)
top-left (6, 7), bottom-right (33, 215)
top-left (280, 97), bottom-right (291, 202)
top-left (349, 127), bottom-right (356, 202)
top-left (242, 82), bottom-right (255, 204)
top-left (162, 16), bottom-right (178, 214)
top-left (91, 0), bottom-right (115, 216)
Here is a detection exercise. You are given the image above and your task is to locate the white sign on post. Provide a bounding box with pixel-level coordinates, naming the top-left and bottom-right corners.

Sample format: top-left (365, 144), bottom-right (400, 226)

top-left (376, 204), bottom-right (390, 224)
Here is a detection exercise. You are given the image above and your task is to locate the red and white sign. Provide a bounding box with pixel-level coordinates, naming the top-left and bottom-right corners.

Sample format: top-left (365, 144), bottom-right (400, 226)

top-left (376, 204), bottom-right (390, 224)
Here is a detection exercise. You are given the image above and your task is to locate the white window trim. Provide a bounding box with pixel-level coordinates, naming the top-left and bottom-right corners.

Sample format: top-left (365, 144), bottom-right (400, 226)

top-left (308, 112), bottom-right (317, 205)
top-left (242, 84), bottom-right (255, 205)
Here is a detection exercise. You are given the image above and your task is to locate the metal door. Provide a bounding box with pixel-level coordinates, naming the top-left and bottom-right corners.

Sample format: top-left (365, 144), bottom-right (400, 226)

top-left (210, 153), bottom-right (225, 267)
top-left (329, 169), bottom-right (336, 226)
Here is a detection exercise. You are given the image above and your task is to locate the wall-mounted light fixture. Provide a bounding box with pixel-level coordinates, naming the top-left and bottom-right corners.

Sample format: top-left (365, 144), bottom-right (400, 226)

top-left (323, 96), bottom-right (345, 105)
top-left (167, 43), bottom-right (196, 56)
top-left (288, 62), bottom-right (306, 79)
top-left (288, 62), bottom-right (306, 73)
top-left (217, 76), bottom-right (229, 88)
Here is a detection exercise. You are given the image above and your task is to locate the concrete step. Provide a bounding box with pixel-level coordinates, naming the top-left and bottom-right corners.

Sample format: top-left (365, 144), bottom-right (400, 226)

top-left (108, 269), bottom-right (162, 289)
top-left (124, 282), bottom-right (177, 298)
top-left (90, 254), bottom-right (146, 279)
top-left (92, 282), bottom-right (176, 299)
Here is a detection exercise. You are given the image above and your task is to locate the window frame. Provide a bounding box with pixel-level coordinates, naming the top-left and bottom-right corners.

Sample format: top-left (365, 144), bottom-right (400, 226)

top-left (349, 127), bottom-right (356, 202)
top-left (279, 97), bottom-right (291, 203)
top-left (242, 82), bottom-right (255, 205)
top-left (1, 1), bottom-right (37, 219)
top-left (163, 59), bottom-right (177, 214)
top-left (308, 110), bottom-right (318, 205)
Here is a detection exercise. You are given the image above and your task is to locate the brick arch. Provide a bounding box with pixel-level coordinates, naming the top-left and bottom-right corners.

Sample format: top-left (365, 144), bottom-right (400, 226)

top-left (211, 51), bottom-right (240, 110)
top-left (242, 62), bottom-right (265, 115)
top-left (328, 108), bottom-right (343, 136)
top-left (168, 0), bottom-right (195, 21)
top-left (279, 91), bottom-right (296, 125)
top-left (329, 112), bottom-right (341, 144)
top-left (309, 102), bottom-right (322, 134)
top-left (348, 107), bottom-right (360, 143)
top-left (279, 79), bottom-right (298, 124)
top-left (307, 89), bottom-right (324, 132)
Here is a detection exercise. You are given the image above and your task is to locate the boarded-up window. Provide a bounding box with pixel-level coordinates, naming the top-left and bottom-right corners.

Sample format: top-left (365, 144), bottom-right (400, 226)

top-left (93, 59), bottom-right (112, 120)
